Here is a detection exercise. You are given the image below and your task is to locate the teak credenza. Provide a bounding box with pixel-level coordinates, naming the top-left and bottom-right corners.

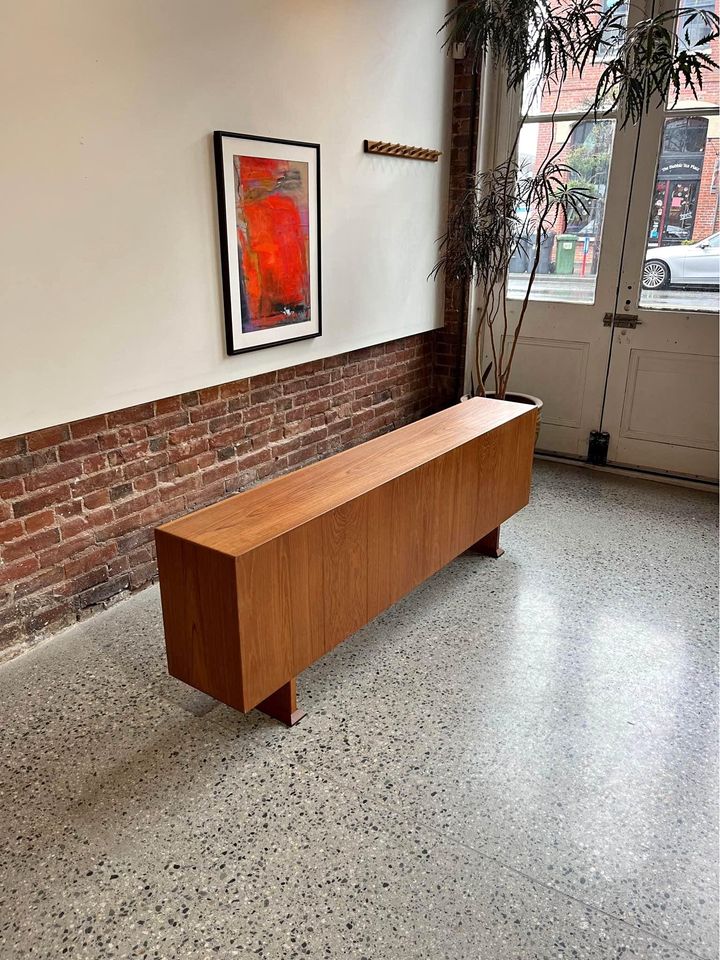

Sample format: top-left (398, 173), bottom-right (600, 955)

top-left (155, 398), bottom-right (536, 725)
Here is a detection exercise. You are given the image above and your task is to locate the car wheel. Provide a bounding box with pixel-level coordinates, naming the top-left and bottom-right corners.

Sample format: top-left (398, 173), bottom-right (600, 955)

top-left (642, 260), bottom-right (670, 290)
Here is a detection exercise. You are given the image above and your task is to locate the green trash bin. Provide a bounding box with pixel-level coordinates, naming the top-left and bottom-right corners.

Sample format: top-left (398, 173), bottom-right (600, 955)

top-left (555, 234), bottom-right (578, 275)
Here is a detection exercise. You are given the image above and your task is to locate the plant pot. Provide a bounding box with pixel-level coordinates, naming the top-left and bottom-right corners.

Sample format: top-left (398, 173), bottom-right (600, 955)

top-left (488, 391), bottom-right (543, 444)
top-left (462, 391), bottom-right (543, 445)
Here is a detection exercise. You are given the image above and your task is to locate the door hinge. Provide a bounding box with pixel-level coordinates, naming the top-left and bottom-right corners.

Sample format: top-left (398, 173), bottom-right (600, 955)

top-left (603, 312), bottom-right (641, 328)
top-left (588, 430), bottom-right (610, 465)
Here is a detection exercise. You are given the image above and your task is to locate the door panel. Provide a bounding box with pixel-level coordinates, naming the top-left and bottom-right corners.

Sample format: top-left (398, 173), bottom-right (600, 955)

top-left (507, 336), bottom-right (590, 428)
top-left (620, 350), bottom-right (719, 448)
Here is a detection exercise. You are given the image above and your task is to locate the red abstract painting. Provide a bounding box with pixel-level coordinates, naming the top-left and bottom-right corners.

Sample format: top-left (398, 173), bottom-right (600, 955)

top-left (234, 156), bottom-right (310, 332)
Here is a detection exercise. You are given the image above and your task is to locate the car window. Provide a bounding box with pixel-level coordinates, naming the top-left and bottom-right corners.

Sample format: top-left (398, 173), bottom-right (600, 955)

top-left (704, 235), bottom-right (720, 248)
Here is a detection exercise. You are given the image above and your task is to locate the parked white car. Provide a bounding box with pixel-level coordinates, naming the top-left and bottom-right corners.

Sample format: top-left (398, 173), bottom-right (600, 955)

top-left (642, 233), bottom-right (720, 289)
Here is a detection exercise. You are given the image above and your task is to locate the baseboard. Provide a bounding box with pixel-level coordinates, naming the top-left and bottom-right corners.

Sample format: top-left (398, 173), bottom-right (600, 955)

top-left (534, 452), bottom-right (719, 493)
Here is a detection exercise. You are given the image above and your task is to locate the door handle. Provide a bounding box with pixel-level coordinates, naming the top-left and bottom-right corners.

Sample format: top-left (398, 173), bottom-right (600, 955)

top-left (603, 312), bottom-right (641, 328)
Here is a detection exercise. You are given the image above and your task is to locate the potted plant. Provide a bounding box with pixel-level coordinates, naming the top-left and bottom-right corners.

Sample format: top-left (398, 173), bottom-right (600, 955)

top-left (433, 0), bottom-right (719, 435)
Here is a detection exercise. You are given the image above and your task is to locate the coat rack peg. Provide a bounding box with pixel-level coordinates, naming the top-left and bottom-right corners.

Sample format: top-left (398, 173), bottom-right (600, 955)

top-left (364, 139), bottom-right (442, 163)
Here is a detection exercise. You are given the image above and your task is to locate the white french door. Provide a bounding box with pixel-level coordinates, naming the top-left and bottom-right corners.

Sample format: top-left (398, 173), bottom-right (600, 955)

top-left (477, 0), bottom-right (719, 482)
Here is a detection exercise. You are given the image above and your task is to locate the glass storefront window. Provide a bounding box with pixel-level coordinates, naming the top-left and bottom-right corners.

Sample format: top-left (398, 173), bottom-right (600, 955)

top-left (508, 119), bottom-right (615, 304)
top-left (672, 0), bottom-right (720, 109)
top-left (640, 113), bottom-right (720, 311)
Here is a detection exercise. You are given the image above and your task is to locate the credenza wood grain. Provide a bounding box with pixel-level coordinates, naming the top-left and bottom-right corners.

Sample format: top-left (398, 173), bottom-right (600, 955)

top-left (156, 398), bottom-right (536, 724)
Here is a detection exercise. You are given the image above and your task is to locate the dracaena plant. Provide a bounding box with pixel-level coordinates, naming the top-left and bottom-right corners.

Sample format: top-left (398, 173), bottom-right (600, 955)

top-left (434, 0), bottom-right (720, 399)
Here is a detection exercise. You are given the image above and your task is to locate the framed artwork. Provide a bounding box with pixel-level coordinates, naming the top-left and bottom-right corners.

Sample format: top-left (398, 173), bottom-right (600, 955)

top-left (213, 131), bottom-right (322, 356)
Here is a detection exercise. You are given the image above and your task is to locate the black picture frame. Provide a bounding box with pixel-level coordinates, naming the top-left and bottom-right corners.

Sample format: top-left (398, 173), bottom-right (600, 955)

top-left (213, 130), bottom-right (322, 356)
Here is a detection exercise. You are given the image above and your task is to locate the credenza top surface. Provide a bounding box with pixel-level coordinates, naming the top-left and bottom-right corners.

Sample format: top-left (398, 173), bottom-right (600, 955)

top-left (157, 397), bottom-right (533, 557)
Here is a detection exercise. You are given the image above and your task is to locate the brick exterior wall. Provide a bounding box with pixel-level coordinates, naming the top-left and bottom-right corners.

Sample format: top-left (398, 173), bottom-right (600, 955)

top-left (0, 49), bottom-right (475, 662)
top-left (435, 54), bottom-right (478, 405)
top-left (693, 138), bottom-right (720, 240)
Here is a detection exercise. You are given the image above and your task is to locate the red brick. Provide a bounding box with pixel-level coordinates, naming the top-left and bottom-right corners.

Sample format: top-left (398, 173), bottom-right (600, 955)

top-left (36, 532), bottom-right (95, 566)
top-left (58, 438), bottom-right (100, 461)
top-left (58, 567), bottom-right (109, 599)
top-left (64, 543), bottom-right (118, 579)
top-left (168, 422), bottom-right (208, 445)
top-left (108, 554), bottom-right (131, 577)
top-left (186, 481), bottom-right (226, 511)
top-left (158, 474), bottom-right (200, 500)
top-left (2, 528), bottom-right (60, 563)
top-left (150, 411), bottom-right (189, 435)
top-left (129, 561), bottom-right (157, 590)
top-left (199, 461), bottom-right (237, 487)
top-left (107, 401), bottom-right (155, 427)
top-left (251, 384), bottom-right (282, 404)
top-left (128, 545), bottom-right (154, 566)
top-left (118, 425), bottom-right (149, 445)
top-left (0, 520), bottom-right (24, 544)
top-left (228, 395), bottom-right (250, 414)
top-left (83, 489), bottom-right (111, 511)
top-left (71, 468), bottom-right (122, 498)
top-left (208, 413), bottom-right (242, 435)
top-left (0, 554), bottom-right (41, 587)
top-left (237, 449), bottom-right (272, 471)
top-left (94, 513), bottom-right (139, 543)
top-left (14, 566), bottom-right (64, 600)
top-left (69, 413), bottom-right (109, 439)
top-left (220, 380), bottom-right (250, 400)
top-left (0, 436), bottom-right (27, 458)
top-left (155, 396), bottom-right (182, 415)
top-left (55, 500), bottom-right (82, 519)
top-left (134, 474), bottom-right (157, 492)
top-left (59, 507), bottom-right (112, 539)
top-left (13, 484), bottom-right (72, 519)
top-left (112, 489), bottom-right (160, 520)
top-left (0, 455), bottom-right (33, 480)
top-left (245, 416), bottom-right (273, 437)
top-left (27, 424), bottom-right (70, 450)
top-left (0, 479), bottom-right (23, 500)
top-left (81, 452), bottom-right (108, 475)
top-left (107, 440), bottom-right (150, 465)
top-left (24, 460), bottom-right (82, 492)
top-left (24, 510), bottom-right (55, 534)
top-left (190, 400), bottom-right (227, 424)
top-left (138, 497), bottom-right (184, 528)
top-left (177, 452), bottom-right (215, 477)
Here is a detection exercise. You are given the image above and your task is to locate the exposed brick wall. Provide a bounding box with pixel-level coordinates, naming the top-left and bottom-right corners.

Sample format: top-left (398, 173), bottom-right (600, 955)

top-left (434, 54), bottom-right (478, 405)
top-left (0, 335), bottom-right (436, 660)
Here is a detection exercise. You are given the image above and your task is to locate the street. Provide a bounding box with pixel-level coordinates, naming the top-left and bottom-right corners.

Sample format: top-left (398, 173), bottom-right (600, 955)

top-left (507, 273), bottom-right (720, 313)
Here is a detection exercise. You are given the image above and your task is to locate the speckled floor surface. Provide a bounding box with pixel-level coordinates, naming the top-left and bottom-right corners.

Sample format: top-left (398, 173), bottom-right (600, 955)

top-left (0, 461), bottom-right (717, 960)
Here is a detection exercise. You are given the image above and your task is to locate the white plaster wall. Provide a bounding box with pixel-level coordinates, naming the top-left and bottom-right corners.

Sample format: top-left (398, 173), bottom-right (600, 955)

top-left (0, 0), bottom-right (451, 439)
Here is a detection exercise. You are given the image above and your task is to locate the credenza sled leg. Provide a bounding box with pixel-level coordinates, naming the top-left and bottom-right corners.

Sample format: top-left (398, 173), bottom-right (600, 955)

top-left (467, 525), bottom-right (504, 559)
top-left (256, 678), bottom-right (307, 727)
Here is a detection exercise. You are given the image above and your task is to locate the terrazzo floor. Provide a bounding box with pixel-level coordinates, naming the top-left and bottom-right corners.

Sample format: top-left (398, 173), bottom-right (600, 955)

top-left (0, 461), bottom-right (717, 960)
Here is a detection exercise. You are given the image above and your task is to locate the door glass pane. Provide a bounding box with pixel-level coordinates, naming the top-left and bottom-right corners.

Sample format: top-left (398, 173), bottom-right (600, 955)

top-left (522, 2), bottom-right (629, 116)
top-left (671, 0), bottom-right (720, 109)
top-left (640, 114), bottom-right (720, 311)
top-left (508, 119), bottom-right (615, 304)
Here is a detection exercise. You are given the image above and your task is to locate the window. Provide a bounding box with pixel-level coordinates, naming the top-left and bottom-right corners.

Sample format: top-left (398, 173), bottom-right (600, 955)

top-left (661, 116), bottom-right (709, 155)
top-left (677, 0), bottom-right (716, 53)
top-left (599, 0), bottom-right (629, 58)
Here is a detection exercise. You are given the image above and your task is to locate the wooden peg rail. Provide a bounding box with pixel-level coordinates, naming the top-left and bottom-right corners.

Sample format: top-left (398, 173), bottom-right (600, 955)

top-left (364, 139), bottom-right (442, 162)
